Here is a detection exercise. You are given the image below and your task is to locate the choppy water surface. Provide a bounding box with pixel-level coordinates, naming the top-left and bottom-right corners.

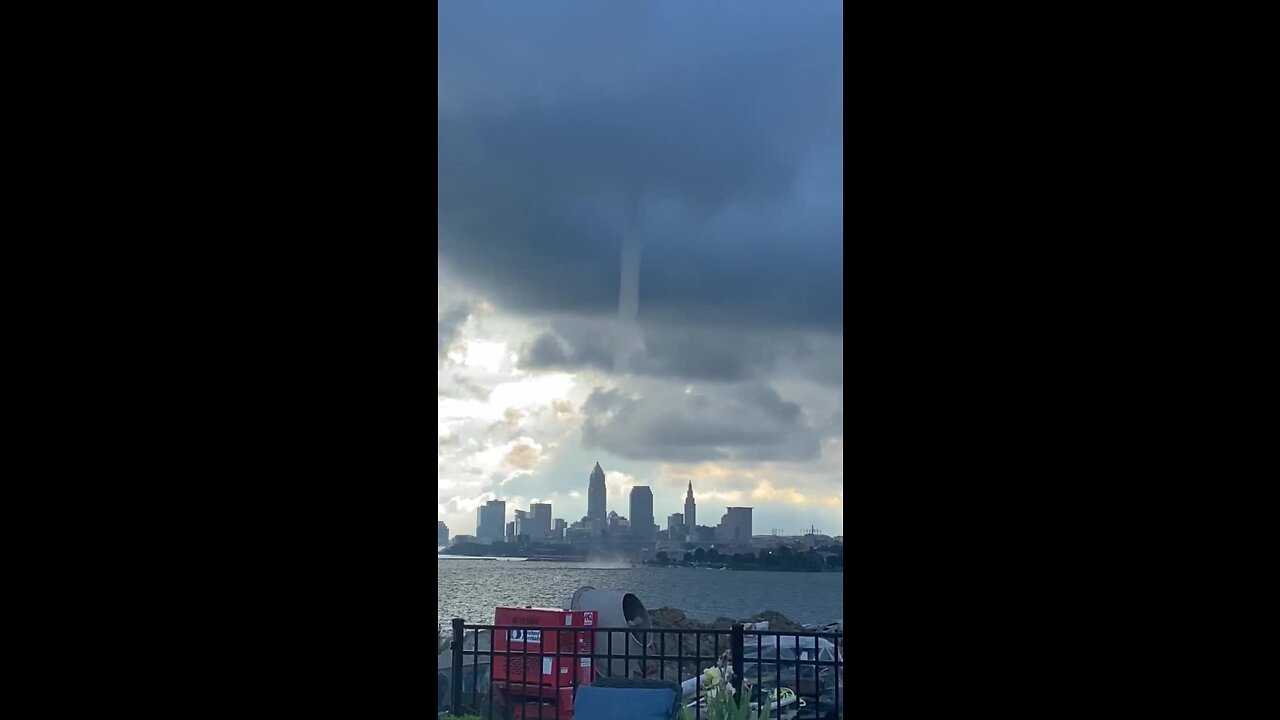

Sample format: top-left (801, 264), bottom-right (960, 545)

top-left (438, 558), bottom-right (843, 625)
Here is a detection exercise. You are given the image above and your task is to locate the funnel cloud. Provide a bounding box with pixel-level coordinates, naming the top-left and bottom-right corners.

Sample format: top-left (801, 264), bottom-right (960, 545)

top-left (615, 196), bottom-right (644, 372)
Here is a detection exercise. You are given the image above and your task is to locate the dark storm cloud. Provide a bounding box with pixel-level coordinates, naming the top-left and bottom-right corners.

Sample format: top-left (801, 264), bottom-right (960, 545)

top-left (519, 319), bottom-right (843, 385)
top-left (522, 329), bottom-right (614, 373)
top-left (581, 382), bottom-right (821, 462)
top-left (438, 0), bottom-right (843, 331)
top-left (520, 323), bottom-right (761, 382)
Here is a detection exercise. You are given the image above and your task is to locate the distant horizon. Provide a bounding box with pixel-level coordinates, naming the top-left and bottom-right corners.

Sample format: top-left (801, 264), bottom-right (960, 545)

top-left (439, 467), bottom-right (844, 538)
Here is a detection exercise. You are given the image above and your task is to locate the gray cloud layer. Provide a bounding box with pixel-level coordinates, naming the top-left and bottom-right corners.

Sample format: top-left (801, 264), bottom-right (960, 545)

top-left (438, 0), bottom-right (843, 331)
top-left (519, 319), bottom-right (843, 386)
top-left (581, 381), bottom-right (822, 463)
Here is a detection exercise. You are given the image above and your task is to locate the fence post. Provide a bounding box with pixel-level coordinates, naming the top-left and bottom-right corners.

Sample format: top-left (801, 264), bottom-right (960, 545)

top-left (451, 618), bottom-right (465, 714)
top-left (730, 623), bottom-right (744, 696)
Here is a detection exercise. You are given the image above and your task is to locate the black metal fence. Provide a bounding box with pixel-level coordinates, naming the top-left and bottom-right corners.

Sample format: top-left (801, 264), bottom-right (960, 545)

top-left (442, 619), bottom-right (843, 720)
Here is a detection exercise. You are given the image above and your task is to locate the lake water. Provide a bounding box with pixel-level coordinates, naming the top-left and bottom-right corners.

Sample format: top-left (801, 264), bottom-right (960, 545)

top-left (438, 557), bottom-right (844, 626)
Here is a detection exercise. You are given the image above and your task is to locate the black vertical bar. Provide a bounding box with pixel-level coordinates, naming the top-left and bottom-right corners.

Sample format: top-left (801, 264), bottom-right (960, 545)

top-left (774, 632), bottom-right (780, 718)
top-left (695, 632), bottom-right (702, 720)
top-left (747, 630), bottom-right (757, 707)
top-left (713, 626), bottom-right (719, 719)
top-left (833, 633), bottom-right (840, 720)
top-left (788, 627), bottom-right (798, 712)
top-left (813, 634), bottom-right (821, 720)
top-left (471, 628), bottom-right (479, 713)
top-left (483, 622), bottom-right (488, 717)
top-left (814, 630), bottom-right (824, 712)
top-left (625, 626), bottom-right (631, 679)
top-left (676, 628), bottom-right (684, 704)
top-left (730, 624), bottom-right (744, 696)
top-left (659, 630), bottom-right (665, 680)
top-left (641, 626), bottom-right (648, 678)
top-left (608, 629), bottom-right (613, 679)
top-left (506, 631), bottom-right (514, 720)
top-left (497, 627), bottom-right (503, 720)
top-left (451, 619), bottom-right (465, 715)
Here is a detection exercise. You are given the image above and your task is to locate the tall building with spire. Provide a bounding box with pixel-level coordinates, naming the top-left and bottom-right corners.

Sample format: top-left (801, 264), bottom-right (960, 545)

top-left (684, 481), bottom-right (696, 531)
top-left (588, 462), bottom-right (607, 522)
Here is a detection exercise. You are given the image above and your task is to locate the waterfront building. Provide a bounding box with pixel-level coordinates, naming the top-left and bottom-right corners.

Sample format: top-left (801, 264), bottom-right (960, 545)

top-left (437, 520), bottom-right (449, 546)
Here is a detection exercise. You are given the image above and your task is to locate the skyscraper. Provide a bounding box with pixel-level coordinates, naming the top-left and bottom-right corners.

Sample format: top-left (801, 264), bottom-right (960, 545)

top-left (588, 462), bottom-right (607, 522)
top-left (684, 481), bottom-right (697, 530)
top-left (630, 486), bottom-right (654, 540)
top-left (438, 520), bottom-right (449, 546)
top-left (717, 507), bottom-right (752, 546)
top-left (476, 499), bottom-right (506, 543)
top-left (530, 503), bottom-right (552, 539)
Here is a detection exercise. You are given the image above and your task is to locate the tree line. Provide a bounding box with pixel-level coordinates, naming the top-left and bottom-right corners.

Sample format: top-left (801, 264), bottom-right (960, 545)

top-left (651, 544), bottom-right (843, 571)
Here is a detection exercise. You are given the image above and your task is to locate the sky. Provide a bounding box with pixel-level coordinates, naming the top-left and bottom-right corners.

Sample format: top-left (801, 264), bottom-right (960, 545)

top-left (438, 0), bottom-right (843, 539)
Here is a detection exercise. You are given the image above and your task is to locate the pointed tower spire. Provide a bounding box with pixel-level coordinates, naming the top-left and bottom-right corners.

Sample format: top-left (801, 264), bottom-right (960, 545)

top-left (684, 479), bottom-right (696, 530)
top-left (588, 462), bottom-right (607, 522)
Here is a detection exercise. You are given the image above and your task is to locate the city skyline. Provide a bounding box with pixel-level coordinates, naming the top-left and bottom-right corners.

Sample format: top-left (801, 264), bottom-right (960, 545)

top-left (464, 462), bottom-right (839, 545)
top-left (447, 450), bottom-right (844, 541)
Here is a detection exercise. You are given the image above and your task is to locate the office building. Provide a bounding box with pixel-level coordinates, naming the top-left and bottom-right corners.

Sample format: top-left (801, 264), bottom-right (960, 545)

top-left (717, 507), bottom-right (753, 546)
top-left (667, 513), bottom-right (684, 538)
top-left (630, 486), bottom-right (654, 541)
top-left (476, 499), bottom-right (506, 543)
top-left (531, 503), bottom-right (552, 539)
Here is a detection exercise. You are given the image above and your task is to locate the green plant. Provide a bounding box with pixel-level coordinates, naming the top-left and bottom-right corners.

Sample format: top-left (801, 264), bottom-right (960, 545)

top-left (695, 655), bottom-right (771, 720)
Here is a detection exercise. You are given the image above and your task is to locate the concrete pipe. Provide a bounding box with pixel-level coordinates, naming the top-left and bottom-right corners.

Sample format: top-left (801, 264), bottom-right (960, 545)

top-left (568, 586), bottom-right (654, 678)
